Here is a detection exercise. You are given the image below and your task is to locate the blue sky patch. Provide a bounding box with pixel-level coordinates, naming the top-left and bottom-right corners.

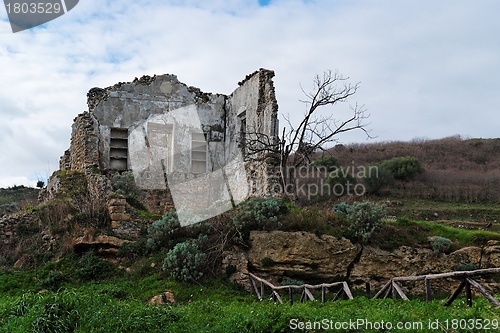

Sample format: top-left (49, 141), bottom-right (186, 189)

top-left (258, 0), bottom-right (272, 6)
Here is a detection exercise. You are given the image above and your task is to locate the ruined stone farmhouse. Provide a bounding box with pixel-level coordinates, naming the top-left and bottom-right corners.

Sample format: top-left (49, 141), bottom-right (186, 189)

top-left (41, 69), bottom-right (281, 227)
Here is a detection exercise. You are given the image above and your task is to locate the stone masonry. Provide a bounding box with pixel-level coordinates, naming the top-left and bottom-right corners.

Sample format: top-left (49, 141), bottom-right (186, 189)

top-left (42, 69), bottom-right (282, 234)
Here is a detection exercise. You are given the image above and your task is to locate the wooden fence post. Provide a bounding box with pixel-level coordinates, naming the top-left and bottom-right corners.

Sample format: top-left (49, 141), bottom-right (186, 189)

top-left (425, 278), bottom-right (432, 302)
top-left (465, 279), bottom-right (473, 307)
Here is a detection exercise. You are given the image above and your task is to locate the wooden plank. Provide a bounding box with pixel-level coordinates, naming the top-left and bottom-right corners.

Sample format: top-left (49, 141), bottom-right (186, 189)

top-left (322, 286), bottom-right (326, 303)
top-left (383, 284), bottom-right (392, 300)
top-left (466, 278), bottom-right (500, 307)
top-left (333, 287), bottom-right (344, 301)
top-left (289, 286), bottom-right (293, 305)
top-left (365, 282), bottom-right (371, 299)
top-left (392, 281), bottom-right (409, 301)
top-left (299, 290), bottom-right (305, 303)
top-left (343, 282), bottom-right (354, 300)
top-left (271, 290), bottom-right (283, 304)
top-left (445, 280), bottom-right (466, 307)
top-left (393, 268), bottom-right (500, 282)
top-left (304, 287), bottom-right (315, 301)
top-left (250, 276), bottom-right (262, 301)
top-left (373, 281), bottom-right (392, 299)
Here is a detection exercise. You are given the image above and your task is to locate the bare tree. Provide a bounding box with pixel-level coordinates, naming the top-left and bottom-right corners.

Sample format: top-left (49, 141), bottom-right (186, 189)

top-left (245, 69), bottom-right (372, 197)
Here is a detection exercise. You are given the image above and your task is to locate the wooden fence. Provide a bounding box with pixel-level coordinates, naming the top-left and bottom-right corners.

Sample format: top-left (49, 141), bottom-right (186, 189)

top-left (248, 273), bottom-right (353, 305)
top-left (372, 267), bottom-right (500, 307)
top-left (249, 268), bottom-right (500, 307)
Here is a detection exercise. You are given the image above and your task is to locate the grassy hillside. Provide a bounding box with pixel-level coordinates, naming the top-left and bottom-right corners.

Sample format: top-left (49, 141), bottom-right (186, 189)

top-left (323, 136), bottom-right (500, 202)
top-left (0, 186), bottom-right (39, 216)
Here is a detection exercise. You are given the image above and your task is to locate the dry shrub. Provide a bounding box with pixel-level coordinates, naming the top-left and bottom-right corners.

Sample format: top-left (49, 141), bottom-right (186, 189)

top-left (280, 207), bottom-right (340, 236)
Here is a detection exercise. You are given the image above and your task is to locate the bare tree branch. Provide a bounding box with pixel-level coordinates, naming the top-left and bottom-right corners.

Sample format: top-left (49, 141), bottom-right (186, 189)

top-left (243, 69), bottom-right (372, 199)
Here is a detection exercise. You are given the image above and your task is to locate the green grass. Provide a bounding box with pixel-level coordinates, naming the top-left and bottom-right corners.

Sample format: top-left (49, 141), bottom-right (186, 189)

top-left (1, 261), bottom-right (499, 333)
top-left (1, 281), bottom-right (499, 333)
top-left (372, 217), bottom-right (500, 252)
top-left (385, 197), bottom-right (500, 223)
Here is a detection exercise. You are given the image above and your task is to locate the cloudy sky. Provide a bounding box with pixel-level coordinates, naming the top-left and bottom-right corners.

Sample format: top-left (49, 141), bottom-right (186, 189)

top-left (1, 0), bottom-right (499, 187)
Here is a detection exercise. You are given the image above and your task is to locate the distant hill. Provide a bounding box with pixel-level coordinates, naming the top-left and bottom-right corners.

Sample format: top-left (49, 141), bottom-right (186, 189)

top-left (323, 136), bottom-right (500, 202)
top-left (0, 186), bottom-right (39, 216)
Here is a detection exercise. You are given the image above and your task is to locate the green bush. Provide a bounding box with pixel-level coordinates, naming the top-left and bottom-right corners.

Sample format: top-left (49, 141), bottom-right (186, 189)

top-left (430, 236), bottom-right (452, 253)
top-left (312, 156), bottom-right (339, 171)
top-left (379, 156), bottom-right (423, 181)
top-left (229, 197), bottom-right (287, 244)
top-left (362, 165), bottom-right (395, 194)
top-left (75, 252), bottom-right (117, 281)
top-left (117, 240), bottom-right (148, 259)
top-left (162, 240), bottom-right (207, 282)
top-left (333, 201), bottom-right (387, 244)
top-left (280, 278), bottom-right (304, 294)
top-left (111, 172), bottom-right (143, 207)
top-left (146, 210), bottom-right (182, 251)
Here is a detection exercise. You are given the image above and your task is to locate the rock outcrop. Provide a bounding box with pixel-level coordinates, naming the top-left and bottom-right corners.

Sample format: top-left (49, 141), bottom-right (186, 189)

top-left (73, 228), bottom-right (131, 256)
top-left (243, 230), bottom-right (500, 295)
top-left (247, 230), bottom-right (361, 282)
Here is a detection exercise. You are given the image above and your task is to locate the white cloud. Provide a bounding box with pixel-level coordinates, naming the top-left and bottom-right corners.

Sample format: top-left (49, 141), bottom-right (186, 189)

top-left (1, 0), bottom-right (500, 187)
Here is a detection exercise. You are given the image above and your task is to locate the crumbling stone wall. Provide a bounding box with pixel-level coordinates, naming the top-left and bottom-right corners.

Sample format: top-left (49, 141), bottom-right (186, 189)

top-left (46, 69), bottom-right (282, 235)
top-left (60, 112), bottom-right (99, 174)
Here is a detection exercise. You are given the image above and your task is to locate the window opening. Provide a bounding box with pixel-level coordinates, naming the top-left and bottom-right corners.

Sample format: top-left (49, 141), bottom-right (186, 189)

top-left (110, 128), bottom-right (128, 171)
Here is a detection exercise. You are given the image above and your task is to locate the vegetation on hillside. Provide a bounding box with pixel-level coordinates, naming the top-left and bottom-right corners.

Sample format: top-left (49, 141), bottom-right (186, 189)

top-left (0, 186), bottom-right (39, 216)
top-left (327, 136), bottom-right (500, 202)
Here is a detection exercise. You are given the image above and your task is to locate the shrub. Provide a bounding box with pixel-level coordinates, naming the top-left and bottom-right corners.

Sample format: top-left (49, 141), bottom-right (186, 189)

top-left (75, 252), bottom-right (117, 281)
top-left (430, 236), bottom-right (452, 253)
top-left (229, 197), bottom-right (287, 244)
top-left (146, 210), bottom-right (182, 251)
top-left (162, 240), bottom-right (207, 282)
top-left (312, 156), bottom-right (339, 171)
top-left (379, 156), bottom-right (423, 181)
top-left (117, 240), bottom-right (148, 259)
top-left (362, 165), bottom-right (394, 195)
top-left (333, 201), bottom-right (387, 244)
top-left (111, 172), bottom-right (144, 208)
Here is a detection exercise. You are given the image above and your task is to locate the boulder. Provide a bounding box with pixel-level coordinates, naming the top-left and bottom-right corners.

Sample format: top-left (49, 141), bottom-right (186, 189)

top-left (248, 230), bottom-right (361, 281)
top-left (147, 291), bottom-right (175, 305)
